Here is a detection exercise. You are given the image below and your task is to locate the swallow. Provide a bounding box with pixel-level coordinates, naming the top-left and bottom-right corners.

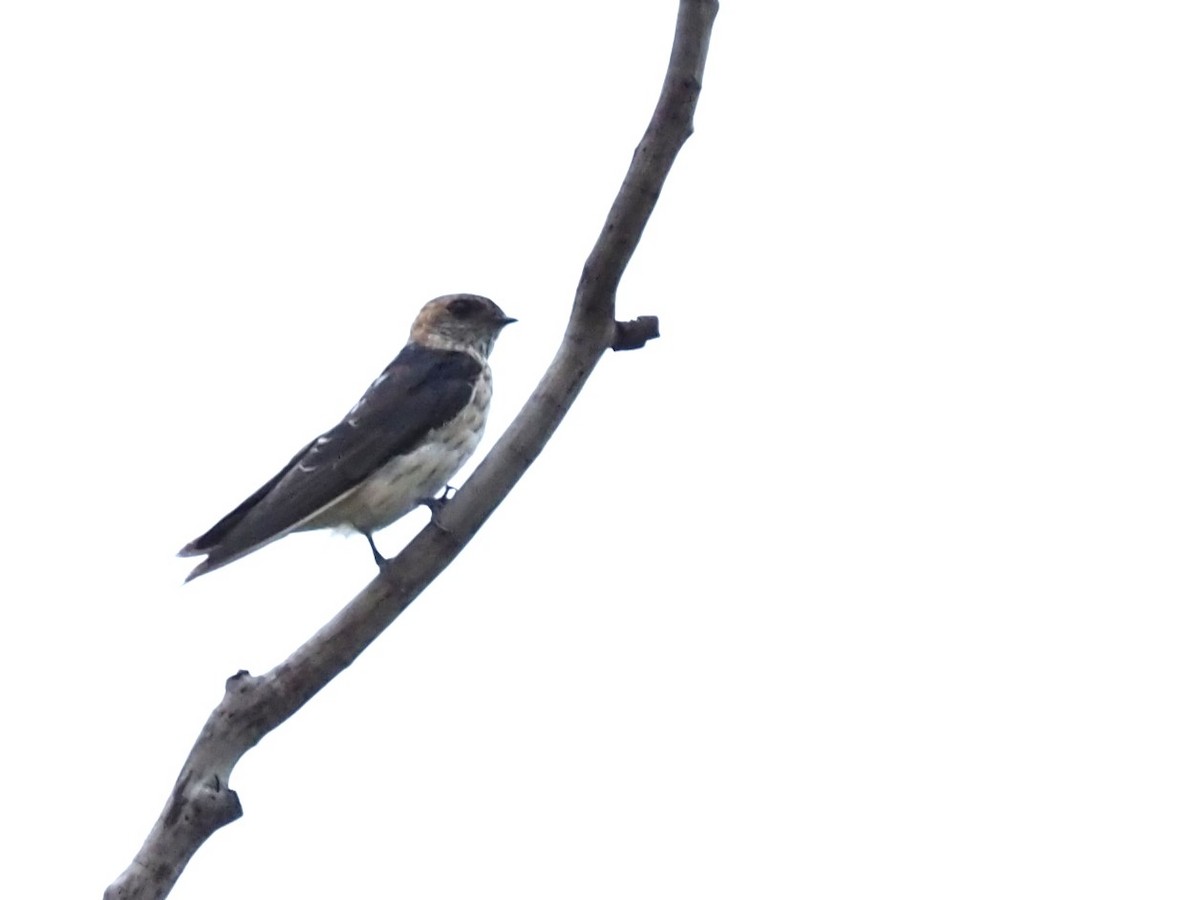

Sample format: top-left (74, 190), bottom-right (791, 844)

top-left (178, 293), bottom-right (515, 581)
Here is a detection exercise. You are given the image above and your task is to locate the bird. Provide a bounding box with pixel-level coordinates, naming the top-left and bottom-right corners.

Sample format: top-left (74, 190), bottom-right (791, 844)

top-left (178, 293), bottom-right (515, 582)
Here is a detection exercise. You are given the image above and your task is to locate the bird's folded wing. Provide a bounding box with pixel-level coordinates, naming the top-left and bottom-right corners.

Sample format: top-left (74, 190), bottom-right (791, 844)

top-left (179, 345), bottom-right (482, 572)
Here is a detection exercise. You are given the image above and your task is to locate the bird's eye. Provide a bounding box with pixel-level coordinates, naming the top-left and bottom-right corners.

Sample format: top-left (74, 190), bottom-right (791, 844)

top-left (448, 298), bottom-right (475, 319)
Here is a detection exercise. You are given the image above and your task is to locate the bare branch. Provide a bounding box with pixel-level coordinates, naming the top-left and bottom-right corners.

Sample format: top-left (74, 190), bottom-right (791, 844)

top-left (104, 3), bottom-right (718, 898)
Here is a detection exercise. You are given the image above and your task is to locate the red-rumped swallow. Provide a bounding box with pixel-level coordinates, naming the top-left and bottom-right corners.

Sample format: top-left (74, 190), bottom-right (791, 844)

top-left (178, 294), bottom-right (515, 581)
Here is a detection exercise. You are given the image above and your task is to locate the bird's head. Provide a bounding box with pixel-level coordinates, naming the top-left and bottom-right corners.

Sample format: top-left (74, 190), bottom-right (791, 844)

top-left (410, 294), bottom-right (517, 360)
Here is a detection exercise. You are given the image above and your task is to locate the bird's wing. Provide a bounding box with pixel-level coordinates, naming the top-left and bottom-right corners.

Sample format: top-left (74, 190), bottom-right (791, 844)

top-left (179, 344), bottom-right (482, 577)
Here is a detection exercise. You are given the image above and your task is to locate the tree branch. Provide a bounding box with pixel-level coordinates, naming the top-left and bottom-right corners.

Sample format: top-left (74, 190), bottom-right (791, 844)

top-left (104, 3), bottom-right (718, 897)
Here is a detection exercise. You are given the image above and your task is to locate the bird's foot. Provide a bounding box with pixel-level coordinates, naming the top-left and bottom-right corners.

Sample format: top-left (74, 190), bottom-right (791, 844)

top-left (364, 532), bottom-right (387, 569)
top-left (420, 486), bottom-right (456, 531)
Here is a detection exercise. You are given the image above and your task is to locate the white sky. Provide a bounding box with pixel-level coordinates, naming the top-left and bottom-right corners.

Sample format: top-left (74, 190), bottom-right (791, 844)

top-left (2, 2), bottom-right (1198, 897)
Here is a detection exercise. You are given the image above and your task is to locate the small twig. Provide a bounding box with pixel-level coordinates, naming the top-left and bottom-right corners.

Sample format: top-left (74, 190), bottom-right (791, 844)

top-left (612, 316), bottom-right (661, 350)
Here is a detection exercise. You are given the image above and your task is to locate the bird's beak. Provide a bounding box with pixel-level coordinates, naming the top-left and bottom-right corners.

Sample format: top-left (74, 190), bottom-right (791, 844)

top-left (498, 315), bottom-right (518, 327)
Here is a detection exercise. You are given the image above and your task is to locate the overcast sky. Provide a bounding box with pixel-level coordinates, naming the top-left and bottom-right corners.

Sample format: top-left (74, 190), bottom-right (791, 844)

top-left (3, 2), bottom-right (1198, 898)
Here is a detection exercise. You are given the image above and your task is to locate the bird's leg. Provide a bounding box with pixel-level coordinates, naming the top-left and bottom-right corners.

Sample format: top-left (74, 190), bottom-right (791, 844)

top-left (420, 485), bottom-right (456, 513)
top-left (364, 531), bottom-right (387, 569)
top-left (420, 486), bottom-right (456, 531)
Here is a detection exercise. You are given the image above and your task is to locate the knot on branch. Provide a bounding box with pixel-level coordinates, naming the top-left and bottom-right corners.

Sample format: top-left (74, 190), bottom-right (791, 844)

top-left (164, 770), bottom-right (243, 830)
top-left (225, 669), bottom-right (254, 691)
top-left (611, 316), bottom-right (660, 351)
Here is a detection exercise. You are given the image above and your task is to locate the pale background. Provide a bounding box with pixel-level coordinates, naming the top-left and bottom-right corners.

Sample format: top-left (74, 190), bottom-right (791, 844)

top-left (2, 2), bottom-right (1198, 898)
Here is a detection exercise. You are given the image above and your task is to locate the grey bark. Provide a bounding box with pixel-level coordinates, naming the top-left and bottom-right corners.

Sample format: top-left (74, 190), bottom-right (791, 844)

top-left (104, 2), bottom-right (718, 897)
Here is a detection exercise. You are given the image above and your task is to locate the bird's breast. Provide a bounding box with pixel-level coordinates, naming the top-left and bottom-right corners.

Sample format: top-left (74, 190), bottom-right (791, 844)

top-left (315, 369), bottom-right (493, 534)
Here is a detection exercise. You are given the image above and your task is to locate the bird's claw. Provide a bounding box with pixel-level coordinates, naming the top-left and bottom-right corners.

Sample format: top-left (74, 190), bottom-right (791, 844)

top-left (420, 486), bottom-right (456, 531)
